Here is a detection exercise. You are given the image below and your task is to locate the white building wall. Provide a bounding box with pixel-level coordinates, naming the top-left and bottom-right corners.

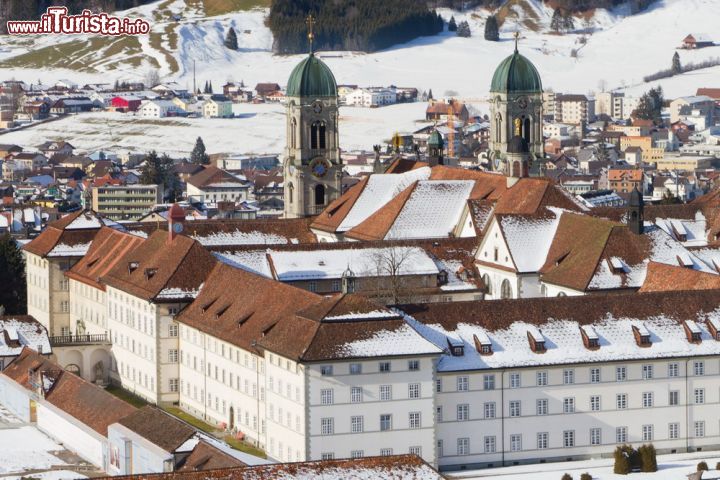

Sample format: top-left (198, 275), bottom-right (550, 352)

top-left (265, 352), bottom-right (306, 462)
top-left (37, 401), bottom-right (106, 468)
top-left (69, 278), bottom-right (107, 336)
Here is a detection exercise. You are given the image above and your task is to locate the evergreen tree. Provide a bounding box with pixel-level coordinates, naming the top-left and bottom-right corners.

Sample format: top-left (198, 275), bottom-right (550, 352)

top-left (672, 51), bottom-right (682, 74)
top-left (448, 16), bottom-right (457, 32)
top-left (208, 81), bottom-right (213, 93)
top-left (140, 151), bottom-right (178, 200)
top-left (484, 15), bottom-right (499, 41)
top-left (203, 81), bottom-right (210, 94)
top-left (224, 27), bottom-right (238, 50)
top-left (562, 11), bottom-right (575, 31)
top-left (0, 233), bottom-right (26, 315)
top-left (428, 89), bottom-right (434, 100)
top-left (190, 137), bottom-right (210, 165)
top-left (456, 20), bottom-right (471, 38)
top-left (551, 8), bottom-right (563, 32)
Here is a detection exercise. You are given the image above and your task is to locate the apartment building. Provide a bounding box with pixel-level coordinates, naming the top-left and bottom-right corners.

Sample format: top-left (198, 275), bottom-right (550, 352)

top-left (595, 91), bottom-right (624, 119)
top-left (554, 94), bottom-right (595, 125)
top-left (92, 184), bottom-right (162, 221)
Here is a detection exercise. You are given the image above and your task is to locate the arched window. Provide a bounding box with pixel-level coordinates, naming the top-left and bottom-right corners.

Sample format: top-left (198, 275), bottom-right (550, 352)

top-left (65, 364), bottom-right (81, 376)
top-left (291, 118), bottom-right (297, 149)
top-left (495, 114), bottom-right (502, 142)
top-left (311, 121), bottom-right (326, 150)
top-left (500, 279), bottom-right (512, 299)
top-left (557, 291), bottom-right (567, 297)
top-left (315, 184), bottom-right (325, 205)
top-left (287, 183), bottom-right (294, 204)
top-left (523, 117), bottom-right (531, 143)
top-left (482, 274), bottom-right (492, 295)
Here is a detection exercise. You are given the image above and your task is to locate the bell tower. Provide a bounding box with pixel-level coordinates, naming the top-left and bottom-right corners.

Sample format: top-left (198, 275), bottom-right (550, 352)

top-left (489, 32), bottom-right (544, 174)
top-left (283, 15), bottom-right (342, 218)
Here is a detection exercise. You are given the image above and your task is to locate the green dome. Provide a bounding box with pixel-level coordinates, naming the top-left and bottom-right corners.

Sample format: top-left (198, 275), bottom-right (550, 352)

top-left (286, 53), bottom-right (337, 98)
top-left (490, 50), bottom-right (542, 94)
top-left (428, 129), bottom-right (443, 148)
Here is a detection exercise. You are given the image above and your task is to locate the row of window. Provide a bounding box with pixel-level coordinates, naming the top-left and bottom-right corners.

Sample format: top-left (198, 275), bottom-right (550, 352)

top-left (181, 381), bottom-right (261, 433)
top-left (319, 447), bottom-right (422, 462)
top-left (442, 362), bottom-right (706, 392)
top-left (182, 325), bottom-right (260, 371)
top-left (319, 383), bottom-right (422, 405)
top-left (441, 422), bottom-right (707, 457)
top-left (320, 412), bottom-right (423, 435)
top-left (182, 353), bottom-right (261, 399)
top-left (319, 360), bottom-right (420, 376)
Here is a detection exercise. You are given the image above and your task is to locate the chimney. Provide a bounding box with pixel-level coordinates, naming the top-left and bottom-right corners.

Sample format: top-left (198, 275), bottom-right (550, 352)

top-left (167, 203), bottom-right (186, 243)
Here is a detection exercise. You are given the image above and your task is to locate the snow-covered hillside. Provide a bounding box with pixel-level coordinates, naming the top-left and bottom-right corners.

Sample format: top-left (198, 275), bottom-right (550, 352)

top-left (0, 0), bottom-right (718, 98)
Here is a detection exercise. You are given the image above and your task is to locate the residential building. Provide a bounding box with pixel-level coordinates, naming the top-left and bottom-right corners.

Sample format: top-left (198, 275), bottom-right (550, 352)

top-left (554, 94), bottom-right (595, 125)
top-left (655, 155), bottom-right (713, 172)
top-left (202, 95), bottom-right (233, 118)
top-left (344, 87), bottom-right (396, 107)
top-left (608, 168), bottom-right (645, 194)
top-left (139, 100), bottom-right (181, 118)
top-left (595, 91), bottom-right (624, 119)
top-left (670, 95), bottom-right (715, 124)
top-left (620, 136), bottom-right (664, 164)
top-left (0, 316), bottom-right (51, 370)
top-left (186, 166), bottom-right (250, 204)
top-left (91, 184), bottom-right (162, 221)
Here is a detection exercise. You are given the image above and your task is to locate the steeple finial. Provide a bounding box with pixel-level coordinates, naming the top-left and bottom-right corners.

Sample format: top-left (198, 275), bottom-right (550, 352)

top-left (306, 14), bottom-right (316, 54)
top-left (514, 31), bottom-right (520, 52)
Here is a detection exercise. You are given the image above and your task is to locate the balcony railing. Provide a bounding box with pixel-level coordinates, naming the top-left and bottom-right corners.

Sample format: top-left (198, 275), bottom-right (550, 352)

top-left (50, 333), bottom-right (110, 346)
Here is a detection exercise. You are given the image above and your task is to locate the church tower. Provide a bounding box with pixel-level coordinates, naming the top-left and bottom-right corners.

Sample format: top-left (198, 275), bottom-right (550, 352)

top-left (489, 32), bottom-right (544, 175)
top-left (283, 16), bottom-right (342, 218)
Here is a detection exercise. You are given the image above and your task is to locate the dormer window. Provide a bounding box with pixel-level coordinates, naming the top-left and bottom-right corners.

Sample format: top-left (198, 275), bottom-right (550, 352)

top-left (580, 325), bottom-right (600, 350)
top-left (676, 253), bottom-right (694, 269)
top-left (128, 261), bottom-right (139, 273)
top-left (144, 268), bottom-right (157, 280)
top-left (447, 337), bottom-right (464, 357)
top-left (473, 333), bottom-right (492, 356)
top-left (609, 257), bottom-right (626, 274)
top-left (437, 270), bottom-right (449, 286)
top-left (215, 305), bottom-right (230, 319)
top-left (706, 317), bottom-right (720, 341)
top-left (632, 324), bottom-right (652, 347)
top-left (683, 320), bottom-right (702, 344)
top-left (527, 326), bottom-right (546, 353)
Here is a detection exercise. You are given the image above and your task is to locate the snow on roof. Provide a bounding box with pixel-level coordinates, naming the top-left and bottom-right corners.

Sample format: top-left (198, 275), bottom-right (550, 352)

top-left (192, 230), bottom-right (291, 247)
top-left (406, 314), bottom-right (720, 372)
top-left (581, 325), bottom-right (599, 340)
top-left (435, 258), bottom-right (477, 291)
top-left (269, 247), bottom-right (439, 281)
top-left (474, 330), bottom-right (491, 345)
top-left (338, 323), bottom-right (442, 358)
top-left (214, 250), bottom-right (272, 278)
top-left (156, 285), bottom-right (202, 300)
top-left (325, 310), bottom-right (399, 321)
top-left (0, 318), bottom-right (50, 356)
top-left (385, 180), bottom-right (475, 240)
top-left (499, 208), bottom-right (563, 272)
top-left (654, 213), bottom-right (707, 247)
top-left (526, 324), bottom-right (544, 342)
top-left (65, 212), bottom-right (103, 230)
top-left (610, 257), bottom-right (627, 272)
top-left (47, 242), bottom-right (92, 257)
top-left (338, 167), bottom-right (431, 232)
top-left (685, 319), bottom-right (701, 334)
top-left (634, 322), bottom-right (650, 337)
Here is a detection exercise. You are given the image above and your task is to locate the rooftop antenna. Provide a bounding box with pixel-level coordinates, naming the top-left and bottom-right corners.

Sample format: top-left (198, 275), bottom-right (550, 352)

top-left (306, 14), bottom-right (315, 54)
top-left (514, 31), bottom-right (520, 52)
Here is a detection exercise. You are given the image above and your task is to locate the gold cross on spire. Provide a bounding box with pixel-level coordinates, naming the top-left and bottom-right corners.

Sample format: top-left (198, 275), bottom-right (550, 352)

top-left (306, 14), bottom-right (315, 54)
top-left (514, 31), bottom-right (520, 52)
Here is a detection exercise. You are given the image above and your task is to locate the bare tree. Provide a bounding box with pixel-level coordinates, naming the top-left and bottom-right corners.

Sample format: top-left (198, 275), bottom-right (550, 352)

top-left (144, 68), bottom-right (160, 89)
top-left (367, 247), bottom-right (417, 305)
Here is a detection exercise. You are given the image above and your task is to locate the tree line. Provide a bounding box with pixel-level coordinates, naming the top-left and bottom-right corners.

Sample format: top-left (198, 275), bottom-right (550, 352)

top-left (267, 0), bottom-right (444, 54)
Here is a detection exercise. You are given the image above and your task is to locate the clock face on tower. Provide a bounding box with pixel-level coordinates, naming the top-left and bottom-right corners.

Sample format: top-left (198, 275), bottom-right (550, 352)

top-left (312, 101), bottom-right (323, 114)
top-left (516, 96), bottom-right (528, 110)
top-left (172, 222), bottom-right (183, 234)
top-left (310, 157), bottom-right (330, 177)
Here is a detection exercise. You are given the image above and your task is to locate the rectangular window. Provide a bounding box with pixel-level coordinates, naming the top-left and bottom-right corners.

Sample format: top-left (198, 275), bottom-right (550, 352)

top-left (669, 390), bottom-right (679, 406)
top-left (616, 366), bottom-right (627, 382)
top-left (563, 369), bottom-right (574, 385)
top-left (436, 406), bottom-right (443, 422)
top-left (616, 394), bottom-right (627, 409)
top-left (409, 446), bottom-right (422, 457)
top-left (408, 383), bottom-right (420, 399)
top-left (168, 349), bottom-right (178, 363)
top-left (510, 373), bottom-right (521, 388)
top-left (484, 374), bottom-right (495, 390)
top-left (537, 432), bottom-right (549, 450)
top-left (695, 421), bottom-right (705, 437)
top-left (484, 402), bottom-right (496, 419)
top-left (457, 376), bottom-right (469, 391)
top-left (409, 412), bottom-right (421, 429)
top-left (642, 424), bottom-right (653, 441)
top-left (694, 388), bottom-right (705, 404)
top-left (694, 361), bottom-right (704, 376)
top-left (668, 362), bottom-right (679, 377)
top-left (320, 389), bottom-right (334, 405)
top-left (563, 397), bottom-right (575, 413)
top-left (351, 386), bottom-right (363, 403)
top-left (536, 371), bottom-right (548, 386)
top-left (536, 399), bottom-right (548, 415)
top-left (320, 365), bottom-right (333, 376)
top-left (484, 436), bottom-right (496, 453)
top-left (590, 427), bottom-right (601, 446)
top-left (457, 404), bottom-right (469, 421)
top-left (437, 440), bottom-right (444, 457)
top-left (642, 392), bottom-right (654, 408)
top-left (669, 422), bottom-right (679, 439)
top-left (590, 395), bottom-right (601, 412)
top-left (380, 448), bottom-right (393, 456)
top-left (379, 361), bottom-right (391, 373)
top-left (380, 385), bottom-right (392, 401)
top-left (616, 426), bottom-right (627, 443)
top-left (510, 434), bottom-right (522, 452)
top-left (509, 400), bottom-right (521, 417)
top-left (436, 379), bottom-right (442, 393)
top-left (563, 430), bottom-right (575, 448)
top-left (457, 438), bottom-right (469, 456)
top-left (351, 450), bottom-right (364, 458)
top-left (350, 416), bottom-right (363, 433)
top-left (168, 324), bottom-right (178, 337)
top-left (169, 378), bottom-right (178, 392)
top-left (349, 363), bottom-right (362, 375)
top-left (380, 414), bottom-right (392, 431)
top-left (321, 418), bottom-right (334, 435)
top-left (408, 360), bottom-right (419, 371)
top-left (590, 368), bottom-right (601, 383)
top-left (308, 281), bottom-right (317, 292)
top-left (642, 364), bottom-right (654, 379)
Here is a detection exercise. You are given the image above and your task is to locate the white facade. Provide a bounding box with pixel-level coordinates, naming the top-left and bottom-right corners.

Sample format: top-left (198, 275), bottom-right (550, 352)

top-left (202, 99), bottom-right (233, 118)
top-left (344, 88), bottom-right (396, 107)
top-left (26, 252), bottom-right (75, 336)
top-left (186, 181), bottom-right (249, 204)
top-left (138, 100), bottom-right (179, 118)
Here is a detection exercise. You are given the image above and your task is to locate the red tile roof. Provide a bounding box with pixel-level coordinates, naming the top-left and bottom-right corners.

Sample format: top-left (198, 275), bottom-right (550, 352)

top-left (178, 440), bottom-right (246, 471)
top-left (640, 262), bottom-right (720, 293)
top-left (118, 406), bottom-right (195, 453)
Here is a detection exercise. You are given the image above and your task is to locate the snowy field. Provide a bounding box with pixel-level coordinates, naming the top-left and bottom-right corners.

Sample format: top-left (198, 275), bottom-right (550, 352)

top-left (0, 0), bottom-right (719, 99)
top-left (0, 102), bottom-right (432, 156)
top-left (449, 450), bottom-right (720, 479)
